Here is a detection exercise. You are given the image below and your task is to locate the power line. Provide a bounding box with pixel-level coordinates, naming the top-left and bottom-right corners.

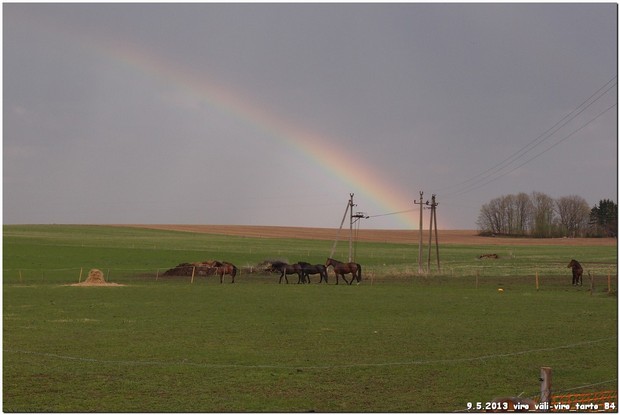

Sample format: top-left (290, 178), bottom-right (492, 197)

top-left (7, 336), bottom-right (613, 370)
top-left (448, 101), bottom-right (617, 197)
top-left (367, 208), bottom-right (417, 218)
top-left (335, 77), bottom-right (617, 222)
top-left (445, 76), bottom-right (617, 193)
top-left (439, 76), bottom-right (617, 195)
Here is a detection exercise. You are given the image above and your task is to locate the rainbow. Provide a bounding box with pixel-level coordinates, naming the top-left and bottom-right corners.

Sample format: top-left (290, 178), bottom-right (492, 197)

top-left (83, 30), bottom-right (420, 228)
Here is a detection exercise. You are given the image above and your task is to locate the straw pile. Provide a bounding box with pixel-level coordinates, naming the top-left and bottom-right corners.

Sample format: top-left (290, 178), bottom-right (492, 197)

top-left (69, 269), bottom-right (124, 287)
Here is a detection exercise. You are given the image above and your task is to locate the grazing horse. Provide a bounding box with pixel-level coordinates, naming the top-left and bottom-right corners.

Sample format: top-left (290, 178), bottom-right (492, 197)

top-left (269, 261), bottom-right (304, 284)
top-left (215, 261), bottom-right (238, 283)
top-left (325, 258), bottom-right (362, 285)
top-left (568, 259), bottom-right (583, 286)
top-left (194, 260), bottom-right (220, 276)
top-left (297, 262), bottom-right (328, 284)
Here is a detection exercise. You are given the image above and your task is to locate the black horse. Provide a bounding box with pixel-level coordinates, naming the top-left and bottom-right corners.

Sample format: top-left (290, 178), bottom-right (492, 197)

top-left (297, 262), bottom-right (328, 284)
top-left (325, 258), bottom-right (362, 285)
top-left (568, 259), bottom-right (583, 286)
top-left (268, 261), bottom-right (304, 284)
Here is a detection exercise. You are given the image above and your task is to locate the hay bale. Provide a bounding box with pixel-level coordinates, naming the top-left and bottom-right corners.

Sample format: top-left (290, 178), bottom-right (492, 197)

top-left (85, 269), bottom-right (106, 284)
top-left (67, 268), bottom-right (124, 287)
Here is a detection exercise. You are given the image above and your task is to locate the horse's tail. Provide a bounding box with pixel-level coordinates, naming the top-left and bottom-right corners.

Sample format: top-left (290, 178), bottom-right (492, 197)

top-left (231, 265), bottom-right (238, 277)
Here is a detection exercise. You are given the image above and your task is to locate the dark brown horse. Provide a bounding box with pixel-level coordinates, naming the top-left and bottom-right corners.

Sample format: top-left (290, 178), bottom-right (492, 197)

top-left (269, 261), bottom-right (304, 284)
top-left (215, 261), bottom-right (238, 283)
top-left (568, 259), bottom-right (583, 286)
top-left (325, 258), bottom-right (362, 285)
top-left (298, 262), bottom-right (328, 284)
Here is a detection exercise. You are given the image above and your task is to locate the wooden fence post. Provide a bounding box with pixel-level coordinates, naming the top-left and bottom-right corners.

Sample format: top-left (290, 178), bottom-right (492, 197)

top-left (540, 366), bottom-right (552, 411)
top-left (191, 266), bottom-right (196, 284)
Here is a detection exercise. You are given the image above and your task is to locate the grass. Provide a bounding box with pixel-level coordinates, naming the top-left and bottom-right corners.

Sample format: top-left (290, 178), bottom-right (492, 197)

top-left (3, 225), bottom-right (618, 412)
top-left (4, 225), bottom-right (616, 284)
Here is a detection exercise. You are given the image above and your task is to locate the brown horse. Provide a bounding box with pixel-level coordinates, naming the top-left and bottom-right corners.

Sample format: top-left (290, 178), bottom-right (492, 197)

top-left (193, 260), bottom-right (220, 276)
top-left (567, 259), bottom-right (583, 286)
top-left (215, 261), bottom-right (238, 283)
top-left (325, 258), bottom-right (362, 285)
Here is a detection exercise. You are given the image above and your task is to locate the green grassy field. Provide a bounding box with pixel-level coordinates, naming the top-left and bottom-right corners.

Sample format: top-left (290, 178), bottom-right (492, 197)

top-left (3, 225), bottom-right (618, 412)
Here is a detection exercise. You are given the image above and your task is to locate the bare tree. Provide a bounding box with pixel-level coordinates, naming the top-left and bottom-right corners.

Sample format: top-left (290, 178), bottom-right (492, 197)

top-left (513, 192), bottom-right (533, 235)
top-left (504, 193), bottom-right (533, 235)
top-left (477, 194), bottom-right (532, 235)
top-left (479, 191), bottom-right (612, 238)
top-left (504, 194), bottom-right (517, 235)
top-left (555, 195), bottom-right (590, 237)
top-left (530, 192), bottom-right (555, 237)
top-left (477, 198), bottom-right (500, 234)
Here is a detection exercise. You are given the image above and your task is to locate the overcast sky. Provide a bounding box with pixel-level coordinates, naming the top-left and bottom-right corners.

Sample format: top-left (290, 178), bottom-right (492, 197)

top-left (3, 3), bottom-right (617, 229)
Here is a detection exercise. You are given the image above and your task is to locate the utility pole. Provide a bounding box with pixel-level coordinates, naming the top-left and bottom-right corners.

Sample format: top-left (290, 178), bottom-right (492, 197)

top-left (433, 195), bottom-right (440, 271)
top-left (426, 194), bottom-right (440, 272)
top-left (348, 193), bottom-right (355, 262)
top-left (348, 193), bottom-right (368, 262)
top-left (427, 196), bottom-right (433, 272)
top-left (329, 196), bottom-right (351, 259)
top-left (414, 191), bottom-right (424, 274)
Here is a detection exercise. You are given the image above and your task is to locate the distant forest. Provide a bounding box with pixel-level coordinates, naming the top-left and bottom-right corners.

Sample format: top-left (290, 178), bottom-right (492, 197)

top-left (476, 192), bottom-right (617, 238)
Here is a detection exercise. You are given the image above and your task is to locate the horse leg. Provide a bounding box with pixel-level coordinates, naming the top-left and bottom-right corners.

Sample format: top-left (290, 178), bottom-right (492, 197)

top-left (342, 274), bottom-right (350, 285)
top-left (279, 271), bottom-right (284, 284)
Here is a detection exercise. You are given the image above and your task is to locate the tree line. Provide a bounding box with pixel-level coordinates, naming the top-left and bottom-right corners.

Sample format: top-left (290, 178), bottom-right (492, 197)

top-left (476, 192), bottom-right (617, 238)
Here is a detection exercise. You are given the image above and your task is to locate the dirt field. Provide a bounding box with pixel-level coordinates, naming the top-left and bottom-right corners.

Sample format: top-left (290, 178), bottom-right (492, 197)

top-left (123, 224), bottom-right (616, 246)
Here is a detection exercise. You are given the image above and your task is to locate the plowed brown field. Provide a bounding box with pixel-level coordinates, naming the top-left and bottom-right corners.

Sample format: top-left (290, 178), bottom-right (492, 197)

top-left (122, 224), bottom-right (616, 246)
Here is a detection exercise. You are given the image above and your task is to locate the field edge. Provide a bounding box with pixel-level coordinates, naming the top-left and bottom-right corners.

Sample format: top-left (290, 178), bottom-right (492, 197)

top-left (116, 224), bottom-right (616, 246)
